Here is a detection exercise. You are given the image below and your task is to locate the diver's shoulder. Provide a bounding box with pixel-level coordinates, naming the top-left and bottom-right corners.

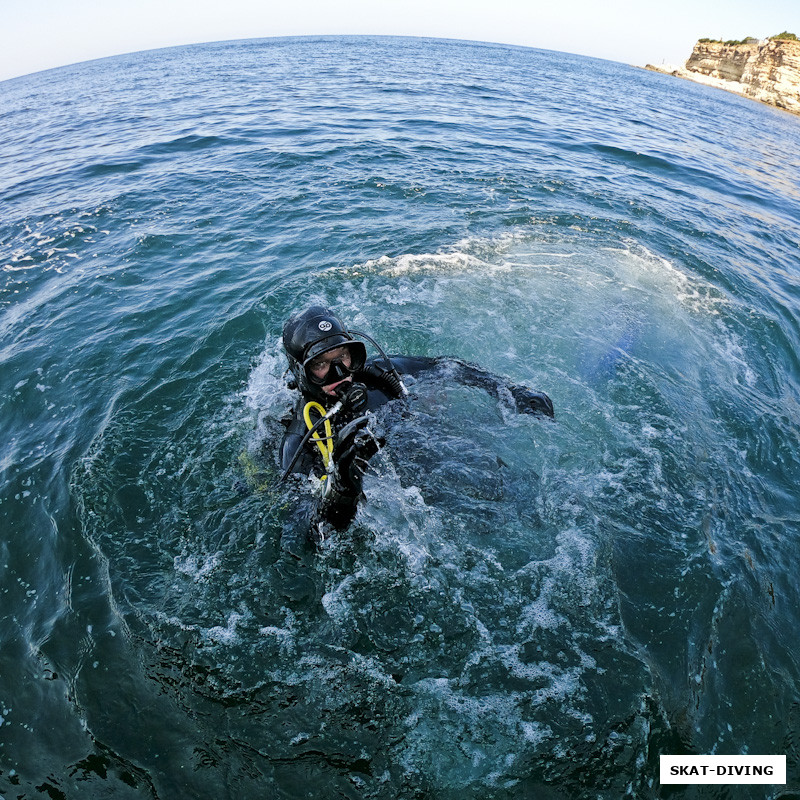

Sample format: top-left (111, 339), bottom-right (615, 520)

top-left (372, 354), bottom-right (440, 376)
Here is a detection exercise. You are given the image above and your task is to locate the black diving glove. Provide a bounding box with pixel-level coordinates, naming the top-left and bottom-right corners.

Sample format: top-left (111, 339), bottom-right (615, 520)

top-left (330, 415), bottom-right (385, 491)
top-left (510, 386), bottom-right (555, 418)
top-left (310, 416), bottom-right (385, 538)
top-left (359, 363), bottom-right (404, 399)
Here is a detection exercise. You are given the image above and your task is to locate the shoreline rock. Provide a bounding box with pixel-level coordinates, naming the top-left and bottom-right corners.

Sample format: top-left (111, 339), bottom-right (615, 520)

top-left (646, 38), bottom-right (800, 116)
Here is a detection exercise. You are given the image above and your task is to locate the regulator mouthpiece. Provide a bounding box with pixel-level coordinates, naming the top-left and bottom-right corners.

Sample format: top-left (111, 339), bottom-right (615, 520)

top-left (335, 381), bottom-right (368, 414)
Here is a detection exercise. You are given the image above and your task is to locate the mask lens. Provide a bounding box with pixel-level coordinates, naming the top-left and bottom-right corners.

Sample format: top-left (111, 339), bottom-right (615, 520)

top-left (306, 347), bottom-right (353, 384)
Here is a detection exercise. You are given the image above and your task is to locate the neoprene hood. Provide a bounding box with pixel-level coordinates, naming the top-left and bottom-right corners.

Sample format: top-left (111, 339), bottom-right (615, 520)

top-left (282, 306), bottom-right (367, 400)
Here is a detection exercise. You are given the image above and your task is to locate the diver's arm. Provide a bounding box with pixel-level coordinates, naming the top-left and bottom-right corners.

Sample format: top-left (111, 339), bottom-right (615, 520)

top-left (279, 410), bottom-right (360, 535)
top-left (385, 355), bottom-right (554, 418)
top-left (281, 406), bottom-right (384, 540)
top-left (310, 416), bottom-right (383, 540)
top-left (453, 359), bottom-right (554, 418)
top-left (281, 422), bottom-right (362, 540)
top-left (279, 414), bottom-right (318, 475)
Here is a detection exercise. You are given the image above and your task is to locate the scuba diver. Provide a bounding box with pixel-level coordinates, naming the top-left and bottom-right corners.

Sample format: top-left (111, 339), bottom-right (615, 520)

top-left (279, 305), bottom-right (554, 543)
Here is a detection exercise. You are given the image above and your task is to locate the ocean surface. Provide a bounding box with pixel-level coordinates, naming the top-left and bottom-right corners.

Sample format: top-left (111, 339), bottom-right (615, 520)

top-left (2, 35), bottom-right (800, 799)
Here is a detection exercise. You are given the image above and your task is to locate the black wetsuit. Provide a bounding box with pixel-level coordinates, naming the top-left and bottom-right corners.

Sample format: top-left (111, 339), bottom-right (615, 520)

top-left (279, 355), bottom-right (553, 538)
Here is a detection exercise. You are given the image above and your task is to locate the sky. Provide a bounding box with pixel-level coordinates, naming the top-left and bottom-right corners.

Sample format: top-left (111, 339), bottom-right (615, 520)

top-left (1, 0), bottom-right (798, 84)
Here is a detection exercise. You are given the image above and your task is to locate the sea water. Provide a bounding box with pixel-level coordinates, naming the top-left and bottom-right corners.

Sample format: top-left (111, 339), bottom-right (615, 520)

top-left (2, 35), bottom-right (800, 799)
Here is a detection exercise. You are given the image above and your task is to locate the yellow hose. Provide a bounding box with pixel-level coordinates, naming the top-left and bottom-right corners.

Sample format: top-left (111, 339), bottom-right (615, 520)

top-left (303, 401), bottom-right (333, 480)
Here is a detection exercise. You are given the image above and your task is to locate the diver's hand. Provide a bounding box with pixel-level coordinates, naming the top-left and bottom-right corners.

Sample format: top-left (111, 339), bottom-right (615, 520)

top-left (310, 417), bottom-right (384, 537)
top-left (330, 416), bottom-right (385, 492)
top-left (510, 386), bottom-right (554, 418)
top-left (360, 363), bottom-right (404, 398)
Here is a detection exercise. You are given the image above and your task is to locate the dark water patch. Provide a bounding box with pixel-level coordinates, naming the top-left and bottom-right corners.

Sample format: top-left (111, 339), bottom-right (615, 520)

top-left (78, 160), bottom-right (145, 179)
top-left (136, 132), bottom-right (250, 156)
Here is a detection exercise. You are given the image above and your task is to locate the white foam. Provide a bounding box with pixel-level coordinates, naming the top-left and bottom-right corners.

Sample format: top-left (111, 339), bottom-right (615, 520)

top-left (205, 612), bottom-right (244, 645)
top-left (241, 340), bottom-right (293, 413)
top-left (711, 335), bottom-right (757, 387)
top-left (258, 624), bottom-right (296, 656)
top-left (173, 550), bottom-right (222, 581)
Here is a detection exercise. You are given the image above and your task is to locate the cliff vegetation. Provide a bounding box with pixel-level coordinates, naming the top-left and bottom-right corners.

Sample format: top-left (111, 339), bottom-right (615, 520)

top-left (697, 33), bottom-right (797, 45)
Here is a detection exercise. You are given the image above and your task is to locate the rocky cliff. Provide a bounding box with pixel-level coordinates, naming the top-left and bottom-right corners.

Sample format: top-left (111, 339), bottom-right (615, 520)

top-left (647, 38), bottom-right (800, 116)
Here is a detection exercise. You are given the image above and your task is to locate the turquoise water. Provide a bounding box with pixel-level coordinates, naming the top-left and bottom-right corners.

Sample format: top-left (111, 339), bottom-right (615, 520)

top-left (2, 35), bottom-right (800, 799)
